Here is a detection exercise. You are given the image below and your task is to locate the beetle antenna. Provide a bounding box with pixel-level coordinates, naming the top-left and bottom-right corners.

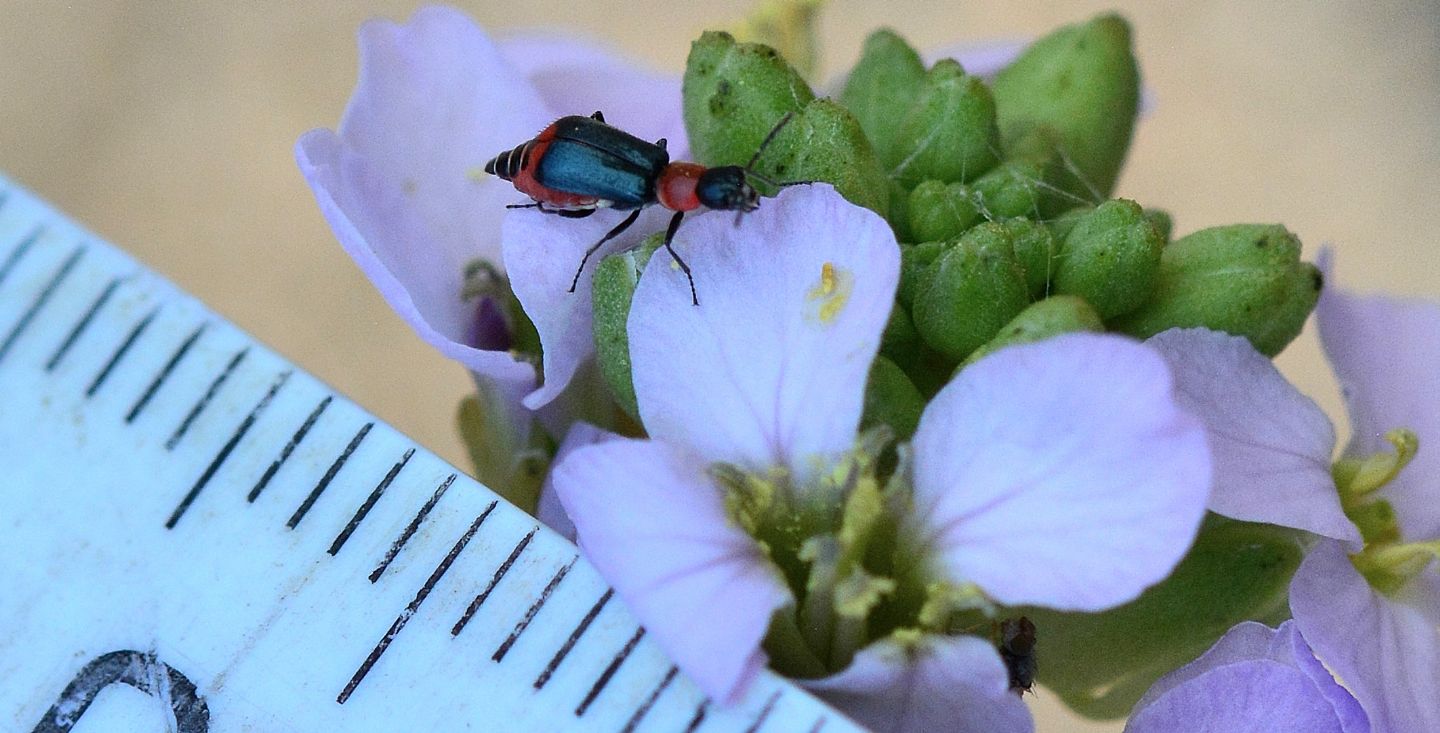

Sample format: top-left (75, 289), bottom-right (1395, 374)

top-left (745, 112), bottom-right (797, 172)
top-left (745, 171), bottom-right (816, 189)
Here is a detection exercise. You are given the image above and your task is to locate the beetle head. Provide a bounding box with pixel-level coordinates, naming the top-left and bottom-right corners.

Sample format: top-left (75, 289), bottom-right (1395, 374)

top-left (695, 166), bottom-right (760, 212)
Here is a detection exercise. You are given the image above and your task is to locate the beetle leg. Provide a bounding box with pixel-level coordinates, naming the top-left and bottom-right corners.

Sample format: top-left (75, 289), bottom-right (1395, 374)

top-left (568, 208), bottom-right (643, 294)
top-left (661, 210), bottom-right (699, 306)
top-left (591, 110), bottom-right (606, 122)
top-left (506, 202), bottom-right (542, 210)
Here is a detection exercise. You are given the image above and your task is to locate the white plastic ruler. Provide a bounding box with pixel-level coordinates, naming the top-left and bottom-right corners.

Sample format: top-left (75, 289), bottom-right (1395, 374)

top-left (0, 177), bottom-right (857, 733)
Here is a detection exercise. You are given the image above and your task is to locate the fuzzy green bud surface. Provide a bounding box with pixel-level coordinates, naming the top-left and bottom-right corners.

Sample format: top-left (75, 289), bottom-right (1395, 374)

top-left (907, 180), bottom-right (979, 243)
top-left (912, 223), bottom-right (1030, 361)
top-left (840, 28), bottom-right (928, 169)
top-left (890, 60), bottom-right (1001, 188)
top-left (683, 31), bottom-right (815, 167)
top-left (1053, 199), bottom-right (1163, 319)
top-left (962, 295), bottom-right (1103, 367)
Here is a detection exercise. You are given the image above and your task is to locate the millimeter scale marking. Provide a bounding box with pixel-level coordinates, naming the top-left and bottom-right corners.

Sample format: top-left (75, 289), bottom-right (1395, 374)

top-left (0, 177), bottom-right (860, 732)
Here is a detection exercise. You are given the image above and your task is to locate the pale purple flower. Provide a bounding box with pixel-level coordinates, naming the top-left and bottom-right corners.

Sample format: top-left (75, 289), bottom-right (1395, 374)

top-left (552, 184), bottom-right (1211, 731)
top-left (296, 5), bottom-right (684, 408)
top-left (1287, 262), bottom-right (1440, 733)
top-left (1125, 621), bottom-right (1369, 733)
top-left (1146, 328), bottom-right (1360, 545)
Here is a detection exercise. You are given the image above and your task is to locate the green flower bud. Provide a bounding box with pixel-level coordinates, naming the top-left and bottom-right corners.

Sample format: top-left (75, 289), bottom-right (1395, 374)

top-left (1028, 518), bottom-right (1302, 719)
top-left (969, 161), bottom-right (1046, 220)
top-left (912, 223), bottom-right (1030, 361)
top-left (1110, 224), bottom-right (1322, 356)
top-left (1144, 208), bottom-right (1174, 242)
top-left (888, 178), bottom-right (914, 242)
top-left (591, 238), bottom-right (661, 420)
top-left (862, 356), bottom-right (924, 440)
top-left (1045, 205), bottom-right (1093, 242)
top-left (962, 295), bottom-right (1102, 368)
top-left (766, 98), bottom-right (891, 215)
top-left (880, 304), bottom-right (920, 365)
top-left (991, 13), bottom-right (1141, 201)
top-left (907, 180), bottom-right (980, 243)
top-left (997, 218), bottom-right (1057, 298)
top-left (898, 240), bottom-right (947, 308)
top-left (1052, 199), bottom-right (1163, 319)
top-left (683, 31), bottom-right (816, 167)
top-left (840, 28), bottom-right (928, 169)
top-left (890, 60), bottom-right (1001, 188)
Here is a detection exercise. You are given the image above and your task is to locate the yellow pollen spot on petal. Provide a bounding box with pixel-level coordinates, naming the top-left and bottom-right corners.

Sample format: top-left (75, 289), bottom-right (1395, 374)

top-left (467, 167), bottom-right (488, 183)
top-left (807, 261), bottom-right (853, 324)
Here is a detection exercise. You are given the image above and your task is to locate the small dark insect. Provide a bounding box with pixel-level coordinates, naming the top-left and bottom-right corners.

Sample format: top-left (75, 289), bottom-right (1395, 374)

top-left (483, 110), bottom-right (806, 305)
top-left (998, 616), bottom-right (1037, 696)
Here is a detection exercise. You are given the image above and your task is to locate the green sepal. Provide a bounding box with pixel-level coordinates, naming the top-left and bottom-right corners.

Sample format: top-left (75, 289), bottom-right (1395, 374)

top-left (1026, 517), bottom-right (1302, 720)
top-left (1144, 208), bottom-right (1174, 242)
top-left (911, 223), bottom-right (1030, 361)
top-left (970, 160), bottom-right (1048, 221)
top-left (1052, 198), bottom-right (1163, 319)
top-left (997, 218), bottom-right (1057, 299)
top-left (683, 30), bottom-right (816, 167)
top-left (591, 236), bottom-right (661, 421)
top-left (961, 295), bottom-right (1103, 368)
top-left (879, 304), bottom-right (920, 366)
top-left (766, 98), bottom-right (891, 215)
top-left (890, 60), bottom-right (1001, 188)
top-left (991, 12), bottom-right (1141, 201)
top-left (907, 180), bottom-right (980, 244)
top-left (840, 28), bottom-right (928, 169)
top-left (861, 355), bottom-right (924, 440)
top-left (1109, 224), bottom-right (1322, 356)
top-left (457, 392), bottom-right (552, 515)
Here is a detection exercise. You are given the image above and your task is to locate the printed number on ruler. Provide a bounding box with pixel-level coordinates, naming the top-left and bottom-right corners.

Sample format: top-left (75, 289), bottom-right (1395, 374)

top-left (0, 179), bottom-right (856, 733)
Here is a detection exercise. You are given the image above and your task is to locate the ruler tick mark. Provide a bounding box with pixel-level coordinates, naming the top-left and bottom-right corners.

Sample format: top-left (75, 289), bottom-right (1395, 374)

top-left (0, 245), bottom-right (85, 364)
top-left (575, 626), bottom-right (646, 717)
top-left (620, 665), bottom-right (679, 733)
top-left (126, 323), bottom-right (207, 423)
top-left (453, 527), bottom-right (538, 636)
top-left (46, 276), bottom-right (122, 371)
top-left (491, 556), bottom-right (577, 660)
top-left (287, 422), bottom-right (373, 529)
top-left (336, 501), bottom-right (498, 705)
top-left (744, 691), bottom-right (782, 733)
top-left (329, 447), bottom-right (414, 556)
top-left (535, 588), bottom-right (613, 689)
top-left (369, 472), bottom-right (457, 583)
top-left (164, 346), bottom-right (248, 450)
top-left (0, 224), bottom-right (42, 289)
top-left (165, 371), bottom-right (292, 529)
top-left (249, 394), bottom-right (331, 502)
top-left (685, 700), bottom-right (711, 733)
top-left (85, 307), bottom-right (159, 397)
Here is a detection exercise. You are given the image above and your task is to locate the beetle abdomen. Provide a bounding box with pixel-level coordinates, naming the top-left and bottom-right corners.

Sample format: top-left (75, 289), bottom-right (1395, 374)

top-left (483, 139), bottom-right (534, 182)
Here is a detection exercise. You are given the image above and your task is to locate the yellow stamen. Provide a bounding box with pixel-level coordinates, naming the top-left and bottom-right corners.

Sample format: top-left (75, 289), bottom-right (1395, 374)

top-left (1335, 429), bottom-right (1418, 510)
top-left (1352, 540), bottom-right (1440, 595)
top-left (806, 261), bottom-right (852, 324)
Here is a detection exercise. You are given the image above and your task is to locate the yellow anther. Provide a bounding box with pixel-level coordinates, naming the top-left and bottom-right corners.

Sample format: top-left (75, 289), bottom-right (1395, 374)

top-left (806, 261), bottom-right (852, 324)
top-left (1352, 540), bottom-right (1440, 595)
top-left (466, 167), bottom-right (488, 183)
top-left (1335, 428), bottom-right (1419, 510)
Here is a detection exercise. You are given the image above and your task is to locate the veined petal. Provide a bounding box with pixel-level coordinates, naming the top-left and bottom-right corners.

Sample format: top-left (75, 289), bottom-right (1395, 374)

top-left (1318, 254), bottom-right (1440, 540)
top-left (800, 634), bottom-right (1032, 733)
top-left (297, 130), bottom-right (534, 382)
top-left (1147, 329), bottom-right (1358, 546)
top-left (910, 334), bottom-right (1211, 611)
top-left (297, 6), bottom-right (550, 380)
top-left (503, 206), bottom-right (672, 409)
top-left (497, 32), bottom-right (689, 159)
top-left (1291, 540), bottom-right (1440, 733)
top-left (535, 421), bottom-right (620, 542)
top-left (1129, 621), bottom-right (1368, 733)
top-left (629, 185), bottom-right (901, 478)
top-left (551, 439), bottom-right (792, 702)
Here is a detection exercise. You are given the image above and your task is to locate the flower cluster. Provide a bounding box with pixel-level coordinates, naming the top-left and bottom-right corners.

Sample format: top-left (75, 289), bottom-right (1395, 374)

top-left (299, 5), bottom-right (1437, 732)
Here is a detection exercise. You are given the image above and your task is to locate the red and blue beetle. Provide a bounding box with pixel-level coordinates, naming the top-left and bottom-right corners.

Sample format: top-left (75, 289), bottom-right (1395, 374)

top-left (483, 111), bottom-right (801, 304)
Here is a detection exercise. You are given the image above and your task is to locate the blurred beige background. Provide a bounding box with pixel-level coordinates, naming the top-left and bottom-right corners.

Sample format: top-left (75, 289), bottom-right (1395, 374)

top-left (1, 1), bottom-right (1436, 729)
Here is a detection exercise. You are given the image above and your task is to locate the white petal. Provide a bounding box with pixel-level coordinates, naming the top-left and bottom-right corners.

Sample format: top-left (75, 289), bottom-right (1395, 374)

top-left (1318, 254), bottom-right (1440, 540)
top-left (801, 635), bottom-right (1032, 733)
top-left (1291, 540), bottom-right (1440, 733)
top-left (629, 185), bottom-right (901, 478)
top-left (911, 334), bottom-right (1211, 611)
top-left (552, 439), bottom-right (792, 702)
top-left (1147, 329), bottom-right (1358, 546)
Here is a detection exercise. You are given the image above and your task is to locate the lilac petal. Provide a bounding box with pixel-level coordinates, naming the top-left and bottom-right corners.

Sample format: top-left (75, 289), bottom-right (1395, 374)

top-left (1131, 621), bottom-right (1368, 733)
top-left (534, 421), bottom-right (620, 542)
top-left (297, 6), bottom-right (551, 380)
top-left (628, 185), bottom-right (900, 478)
top-left (1291, 540), bottom-right (1440, 733)
top-left (801, 635), bottom-right (1032, 733)
top-left (503, 206), bottom-right (672, 409)
top-left (1318, 257), bottom-right (1440, 540)
top-left (551, 438), bottom-right (792, 702)
top-left (297, 131), bottom-right (534, 382)
top-left (1147, 328), bottom-right (1359, 546)
top-left (910, 334), bottom-right (1211, 611)
top-left (922, 39), bottom-right (1028, 80)
top-left (497, 32), bottom-right (689, 159)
